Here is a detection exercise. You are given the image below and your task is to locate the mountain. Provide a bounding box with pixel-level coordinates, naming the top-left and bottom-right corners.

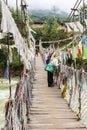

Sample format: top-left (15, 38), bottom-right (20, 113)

top-left (29, 8), bottom-right (68, 23)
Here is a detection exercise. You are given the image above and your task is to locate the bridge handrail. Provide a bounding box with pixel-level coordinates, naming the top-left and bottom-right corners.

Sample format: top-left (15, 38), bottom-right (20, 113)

top-left (56, 64), bottom-right (87, 125)
top-left (3, 72), bottom-right (33, 130)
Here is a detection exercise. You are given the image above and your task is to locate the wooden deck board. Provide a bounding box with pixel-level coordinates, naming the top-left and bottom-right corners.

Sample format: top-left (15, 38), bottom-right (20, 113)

top-left (26, 54), bottom-right (86, 130)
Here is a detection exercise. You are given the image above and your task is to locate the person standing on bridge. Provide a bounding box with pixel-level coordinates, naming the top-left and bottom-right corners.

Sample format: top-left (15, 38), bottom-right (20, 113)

top-left (45, 50), bottom-right (54, 65)
top-left (45, 52), bottom-right (60, 87)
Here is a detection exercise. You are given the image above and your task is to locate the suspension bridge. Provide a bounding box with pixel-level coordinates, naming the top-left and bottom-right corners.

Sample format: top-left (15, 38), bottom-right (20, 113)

top-left (0, 0), bottom-right (87, 130)
top-left (26, 53), bottom-right (87, 130)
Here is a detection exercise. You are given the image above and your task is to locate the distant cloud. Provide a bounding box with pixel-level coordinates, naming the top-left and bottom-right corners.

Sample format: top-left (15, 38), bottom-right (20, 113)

top-left (6, 0), bottom-right (87, 13)
top-left (29, 0), bottom-right (84, 13)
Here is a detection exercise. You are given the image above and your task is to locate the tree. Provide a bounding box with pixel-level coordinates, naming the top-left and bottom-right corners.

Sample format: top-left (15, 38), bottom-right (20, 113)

top-left (42, 18), bottom-right (58, 41)
top-left (33, 28), bottom-right (42, 45)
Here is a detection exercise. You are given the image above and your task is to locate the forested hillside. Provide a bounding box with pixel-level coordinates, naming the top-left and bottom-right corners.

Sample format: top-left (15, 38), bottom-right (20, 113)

top-left (29, 8), bottom-right (68, 23)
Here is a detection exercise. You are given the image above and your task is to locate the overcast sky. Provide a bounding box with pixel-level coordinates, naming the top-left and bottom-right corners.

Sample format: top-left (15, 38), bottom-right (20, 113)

top-left (30, 0), bottom-right (78, 13)
top-left (8, 0), bottom-right (87, 13)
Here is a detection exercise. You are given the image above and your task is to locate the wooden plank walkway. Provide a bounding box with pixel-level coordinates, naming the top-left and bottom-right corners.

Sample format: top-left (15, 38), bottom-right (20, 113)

top-left (26, 54), bottom-right (86, 130)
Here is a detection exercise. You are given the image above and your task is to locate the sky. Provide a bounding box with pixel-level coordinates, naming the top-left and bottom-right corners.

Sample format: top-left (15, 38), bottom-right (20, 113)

top-left (30, 0), bottom-right (77, 13)
top-left (8, 0), bottom-right (87, 13)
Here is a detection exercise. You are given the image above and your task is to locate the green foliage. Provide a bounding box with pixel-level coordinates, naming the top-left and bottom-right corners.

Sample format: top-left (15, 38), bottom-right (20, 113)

top-left (0, 46), bottom-right (23, 77)
top-left (33, 28), bottom-right (42, 45)
top-left (32, 17), bottom-right (73, 48)
top-left (75, 57), bottom-right (83, 69)
top-left (10, 62), bottom-right (23, 70)
top-left (0, 8), bottom-right (25, 77)
top-left (0, 47), bottom-right (8, 68)
top-left (0, 32), bottom-right (14, 45)
top-left (42, 18), bottom-right (58, 41)
top-left (29, 9), bottom-right (67, 23)
top-left (78, 4), bottom-right (87, 25)
top-left (10, 8), bottom-right (26, 36)
top-left (12, 47), bottom-right (19, 62)
top-left (11, 47), bottom-right (23, 73)
top-left (83, 59), bottom-right (87, 71)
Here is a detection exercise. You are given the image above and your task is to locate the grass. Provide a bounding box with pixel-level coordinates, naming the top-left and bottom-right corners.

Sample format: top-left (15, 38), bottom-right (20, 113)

top-left (0, 88), bottom-right (16, 128)
top-left (0, 77), bottom-right (19, 90)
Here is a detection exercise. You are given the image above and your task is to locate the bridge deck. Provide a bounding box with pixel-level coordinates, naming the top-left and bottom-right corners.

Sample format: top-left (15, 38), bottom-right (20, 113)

top-left (27, 54), bottom-right (86, 130)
